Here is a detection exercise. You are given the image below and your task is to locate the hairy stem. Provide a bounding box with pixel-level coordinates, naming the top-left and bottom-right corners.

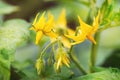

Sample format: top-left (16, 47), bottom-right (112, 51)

top-left (39, 41), bottom-right (57, 58)
top-left (89, 32), bottom-right (101, 73)
top-left (69, 46), bottom-right (88, 74)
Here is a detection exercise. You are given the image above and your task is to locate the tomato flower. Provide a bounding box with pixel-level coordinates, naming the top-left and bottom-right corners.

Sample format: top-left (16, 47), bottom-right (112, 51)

top-left (65, 11), bottom-right (100, 45)
top-left (30, 12), bottom-right (57, 45)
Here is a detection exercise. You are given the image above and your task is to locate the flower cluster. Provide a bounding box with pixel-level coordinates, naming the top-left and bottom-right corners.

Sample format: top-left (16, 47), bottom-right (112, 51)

top-left (30, 9), bottom-right (100, 74)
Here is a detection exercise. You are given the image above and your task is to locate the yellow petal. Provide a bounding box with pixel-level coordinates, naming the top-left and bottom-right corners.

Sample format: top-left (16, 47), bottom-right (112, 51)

top-left (48, 11), bottom-right (54, 22)
top-left (57, 9), bottom-right (67, 28)
top-left (45, 31), bottom-right (58, 39)
top-left (45, 31), bottom-right (58, 42)
top-left (86, 11), bottom-right (100, 44)
top-left (65, 35), bottom-right (79, 41)
top-left (63, 57), bottom-right (70, 67)
top-left (78, 16), bottom-right (92, 35)
top-left (71, 39), bottom-right (85, 45)
top-left (92, 11), bottom-right (100, 34)
top-left (64, 57), bottom-right (70, 64)
top-left (61, 36), bottom-right (71, 48)
top-left (38, 12), bottom-right (46, 24)
top-left (30, 13), bottom-right (39, 31)
top-left (44, 12), bottom-right (54, 32)
top-left (35, 31), bottom-right (43, 45)
top-left (57, 57), bottom-right (62, 70)
top-left (32, 13), bottom-right (39, 25)
top-left (65, 33), bottom-right (86, 41)
top-left (64, 60), bottom-right (70, 67)
top-left (35, 12), bottom-right (46, 30)
top-left (87, 35), bottom-right (96, 44)
top-left (67, 28), bottom-right (75, 35)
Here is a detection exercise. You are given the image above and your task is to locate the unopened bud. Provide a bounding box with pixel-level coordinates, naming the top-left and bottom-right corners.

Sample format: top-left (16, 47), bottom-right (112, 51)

top-left (35, 58), bottom-right (45, 75)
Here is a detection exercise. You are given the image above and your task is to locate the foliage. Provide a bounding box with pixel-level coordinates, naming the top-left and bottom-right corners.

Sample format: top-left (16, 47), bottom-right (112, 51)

top-left (0, 19), bottom-right (30, 80)
top-left (73, 68), bottom-right (120, 80)
top-left (0, 0), bottom-right (120, 80)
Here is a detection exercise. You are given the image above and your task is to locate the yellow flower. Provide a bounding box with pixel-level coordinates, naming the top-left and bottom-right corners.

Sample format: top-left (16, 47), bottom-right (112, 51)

top-left (30, 12), bottom-right (57, 45)
top-left (65, 16), bottom-right (92, 45)
top-left (54, 9), bottom-right (75, 48)
top-left (65, 11), bottom-right (100, 45)
top-left (54, 47), bottom-right (70, 71)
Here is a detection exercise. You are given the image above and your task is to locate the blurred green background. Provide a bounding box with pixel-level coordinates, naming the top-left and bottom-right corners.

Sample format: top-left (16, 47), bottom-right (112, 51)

top-left (0, 0), bottom-right (120, 80)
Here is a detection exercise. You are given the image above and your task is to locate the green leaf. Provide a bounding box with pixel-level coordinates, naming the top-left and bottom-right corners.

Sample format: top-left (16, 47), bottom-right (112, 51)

top-left (12, 60), bottom-right (39, 80)
top-left (0, 19), bottom-right (30, 80)
top-left (100, 0), bottom-right (120, 26)
top-left (43, 67), bottom-right (72, 80)
top-left (72, 68), bottom-right (120, 80)
top-left (114, 10), bottom-right (120, 22)
top-left (20, 64), bottom-right (73, 80)
top-left (0, 1), bottom-right (19, 15)
top-left (0, 49), bottom-right (13, 80)
top-left (0, 19), bottom-right (30, 50)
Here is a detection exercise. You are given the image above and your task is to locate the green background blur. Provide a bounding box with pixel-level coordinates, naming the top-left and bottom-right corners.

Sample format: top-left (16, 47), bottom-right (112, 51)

top-left (1, 0), bottom-right (120, 80)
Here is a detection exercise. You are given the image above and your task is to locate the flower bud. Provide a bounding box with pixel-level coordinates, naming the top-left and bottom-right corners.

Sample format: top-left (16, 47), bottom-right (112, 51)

top-left (35, 58), bottom-right (45, 75)
top-left (54, 47), bottom-right (70, 71)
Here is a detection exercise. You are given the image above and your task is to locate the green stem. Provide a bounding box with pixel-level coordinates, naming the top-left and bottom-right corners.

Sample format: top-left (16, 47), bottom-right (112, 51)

top-left (39, 41), bottom-right (57, 58)
top-left (89, 22), bottom-right (120, 73)
top-left (52, 44), bottom-right (56, 54)
top-left (67, 25), bottom-right (87, 74)
top-left (69, 46), bottom-right (88, 74)
top-left (89, 32), bottom-right (101, 73)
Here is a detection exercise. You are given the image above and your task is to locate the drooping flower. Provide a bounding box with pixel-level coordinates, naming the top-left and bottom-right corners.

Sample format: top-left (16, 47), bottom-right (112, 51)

top-left (54, 47), bottom-right (70, 71)
top-left (30, 12), bottom-right (57, 45)
top-left (65, 11), bottom-right (100, 45)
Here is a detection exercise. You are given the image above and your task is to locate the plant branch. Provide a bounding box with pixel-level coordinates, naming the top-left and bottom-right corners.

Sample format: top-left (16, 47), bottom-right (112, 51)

top-left (89, 32), bottom-right (101, 73)
top-left (39, 41), bottom-right (57, 58)
top-left (69, 46), bottom-right (88, 74)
